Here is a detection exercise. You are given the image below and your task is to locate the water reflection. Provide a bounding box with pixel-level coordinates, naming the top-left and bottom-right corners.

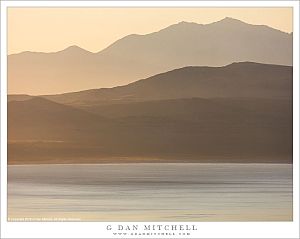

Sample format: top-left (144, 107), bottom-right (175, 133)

top-left (8, 163), bottom-right (293, 221)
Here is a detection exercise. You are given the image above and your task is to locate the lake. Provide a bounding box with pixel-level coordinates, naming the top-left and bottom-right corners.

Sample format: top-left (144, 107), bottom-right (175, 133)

top-left (8, 163), bottom-right (292, 221)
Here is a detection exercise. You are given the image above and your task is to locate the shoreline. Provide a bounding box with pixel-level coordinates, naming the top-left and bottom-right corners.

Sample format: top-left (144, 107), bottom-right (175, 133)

top-left (8, 154), bottom-right (293, 165)
top-left (8, 161), bottom-right (293, 166)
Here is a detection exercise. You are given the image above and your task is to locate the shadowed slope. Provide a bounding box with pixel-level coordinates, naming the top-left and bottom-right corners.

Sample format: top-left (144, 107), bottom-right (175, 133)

top-left (43, 62), bottom-right (292, 106)
top-left (8, 97), bottom-right (108, 141)
top-left (8, 97), bottom-right (292, 164)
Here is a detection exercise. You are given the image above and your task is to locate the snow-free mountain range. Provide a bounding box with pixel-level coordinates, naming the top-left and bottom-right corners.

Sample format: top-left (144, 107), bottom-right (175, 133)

top-left (8, 17), bottom-right (292, 95)
top-left (8, 18), bottom-right (293, 164)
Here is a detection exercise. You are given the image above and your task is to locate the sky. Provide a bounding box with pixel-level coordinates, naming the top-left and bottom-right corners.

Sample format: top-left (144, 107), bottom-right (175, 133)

top-left (8, 7), bottom-right (293, 55)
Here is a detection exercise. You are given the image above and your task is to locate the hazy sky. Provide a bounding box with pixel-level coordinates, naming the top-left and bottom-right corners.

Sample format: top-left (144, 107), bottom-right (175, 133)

top-left (8, 7), bottom-right (293, 55)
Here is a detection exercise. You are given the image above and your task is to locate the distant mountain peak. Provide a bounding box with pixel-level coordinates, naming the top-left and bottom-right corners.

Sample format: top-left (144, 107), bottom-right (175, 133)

top-left (60, 45), bottom-right (91, 54)
top-left (177, 21), bottom-right (199, 25)
top-left (223, 17), bottom-right (243, 22)
top-left (162, 21), bottom-right (202, 32)
top-left (161, 17), bottom-right (254, 33)
top-left (213, 17), bottom-right (246, 25)
top-left (64, 45), bottom-right (83, 50)
top-left (176, 18), bottom-right (244, 26)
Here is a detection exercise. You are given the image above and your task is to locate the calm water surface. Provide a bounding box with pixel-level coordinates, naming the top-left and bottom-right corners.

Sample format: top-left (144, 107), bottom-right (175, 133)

top-left (8, 163), bottom-right (292, 221)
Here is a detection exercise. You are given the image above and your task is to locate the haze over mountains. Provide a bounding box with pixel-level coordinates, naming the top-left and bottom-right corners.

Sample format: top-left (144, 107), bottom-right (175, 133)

top-left (9, 62), bottom-right (291, 105)
top-left (43, 62), bottom-right (292, 106)
top-left (8, 62), bottom-right (293, 164)
top-left (8, 17), bottom-right (292, 95)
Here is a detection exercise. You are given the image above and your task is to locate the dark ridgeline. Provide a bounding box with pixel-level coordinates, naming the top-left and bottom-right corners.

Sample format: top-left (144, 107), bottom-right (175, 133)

top-left (8, 17), bottom-right (292, 95)
top-left (8, 62), bottom-right (292, 164)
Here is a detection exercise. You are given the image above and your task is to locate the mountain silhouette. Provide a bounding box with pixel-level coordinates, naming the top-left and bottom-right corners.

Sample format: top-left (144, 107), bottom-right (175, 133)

top-left (8, 97), bottom-right (292, 164)
top-left (8, 62), bottom-right (292, 164)
top-left (8, 18), bottom-right (292, 95)
top-left (34, 62), bottom-right (291, 106)
top-left (8, 97), bottom-right (109, 141)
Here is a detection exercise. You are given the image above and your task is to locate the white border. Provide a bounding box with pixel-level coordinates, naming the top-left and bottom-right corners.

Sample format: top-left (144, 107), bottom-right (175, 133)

top-left (1, 1), bottom-right (299, 238)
